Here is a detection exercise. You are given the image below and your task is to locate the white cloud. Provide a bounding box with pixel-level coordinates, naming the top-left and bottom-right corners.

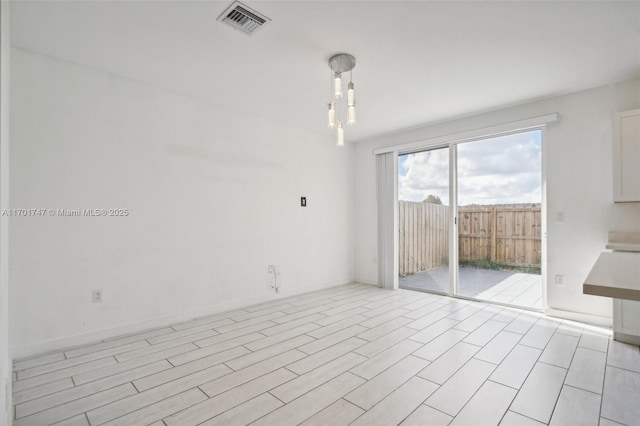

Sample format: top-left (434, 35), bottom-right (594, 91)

top-left (399, 147), bottom-right (450, 204)
top-left (399, 130), bottom-right (541, 205)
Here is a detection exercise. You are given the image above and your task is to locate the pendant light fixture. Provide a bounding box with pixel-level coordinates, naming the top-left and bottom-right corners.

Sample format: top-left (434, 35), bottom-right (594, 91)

top-left (327, 53), bottom-right (356, 146)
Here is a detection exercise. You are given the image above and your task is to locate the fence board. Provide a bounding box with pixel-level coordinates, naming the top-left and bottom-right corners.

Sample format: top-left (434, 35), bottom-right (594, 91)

top-left (398, 202), bottom-right (449, 276)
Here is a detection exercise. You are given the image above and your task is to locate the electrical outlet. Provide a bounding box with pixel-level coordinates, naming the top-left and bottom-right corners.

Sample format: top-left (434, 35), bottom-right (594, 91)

top-left (92, 289), bottom-right (103, 303)
top-left (555, 275), bottom-right (564, 286)
top-left (267, 265), bottom-right (280, 292)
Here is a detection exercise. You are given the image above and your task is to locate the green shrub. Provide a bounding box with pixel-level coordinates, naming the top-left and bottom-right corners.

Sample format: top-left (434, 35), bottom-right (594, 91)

top-left (459, 259), bottom-right (541, 275)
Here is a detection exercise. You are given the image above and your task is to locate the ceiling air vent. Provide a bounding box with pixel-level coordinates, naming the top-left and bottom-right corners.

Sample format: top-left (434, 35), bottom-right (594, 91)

top-left (218, 1), bottom-right (270, 35)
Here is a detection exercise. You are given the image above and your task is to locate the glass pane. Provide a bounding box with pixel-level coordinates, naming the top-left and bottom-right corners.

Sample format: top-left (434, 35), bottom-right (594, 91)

top-left (398, 147), bottom-right (450, 294)
top-left (456, 130), bottom-right (542, 309)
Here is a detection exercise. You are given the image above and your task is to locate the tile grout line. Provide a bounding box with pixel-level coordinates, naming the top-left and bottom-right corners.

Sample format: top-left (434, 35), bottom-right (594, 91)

top-left (562, 382), bottom-right (603, 397)
top-left (599, 357), bottom-right (610, 424)
top-left (545, 368), bottom-right (569, 425)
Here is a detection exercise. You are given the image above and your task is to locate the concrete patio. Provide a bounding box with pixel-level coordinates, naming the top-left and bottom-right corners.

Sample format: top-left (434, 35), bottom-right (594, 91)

top-left (400, 266), bottom-right (543, 309)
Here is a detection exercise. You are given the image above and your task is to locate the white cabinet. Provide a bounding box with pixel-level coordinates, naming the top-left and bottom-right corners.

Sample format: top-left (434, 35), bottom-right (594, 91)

top-left (613, 109), bottom-right (640, 202)
top-left (614, 299), bottom-right (640, 345)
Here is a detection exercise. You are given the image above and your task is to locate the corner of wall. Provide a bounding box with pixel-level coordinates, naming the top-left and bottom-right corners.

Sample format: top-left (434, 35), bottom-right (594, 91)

top-left (0, 1), bottom-right (11, 424)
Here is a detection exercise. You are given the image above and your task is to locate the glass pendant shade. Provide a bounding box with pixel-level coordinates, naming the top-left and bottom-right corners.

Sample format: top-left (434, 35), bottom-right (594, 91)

top-left (334, 73), bottom-right (342, 98)
top-left (347, 104), bottom-right (356, 125)
top-left (327, 102), bottom-right (336, 128)
top-left (336, 121), bottom-right (344, 146)
top-left (347, 82), bottom-right (355, 106)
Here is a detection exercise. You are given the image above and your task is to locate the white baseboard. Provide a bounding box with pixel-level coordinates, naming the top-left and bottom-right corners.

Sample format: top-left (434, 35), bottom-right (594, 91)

top-left (354, 278), bottom-right (378, 286)
top-left (12, 280), bottom-right (354, 360)
top-left (545, 307), bottom-right (612, 328)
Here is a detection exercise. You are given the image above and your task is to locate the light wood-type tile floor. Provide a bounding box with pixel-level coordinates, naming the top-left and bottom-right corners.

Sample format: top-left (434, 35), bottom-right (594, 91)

top-left (12, 284), bottom-right (640, 426)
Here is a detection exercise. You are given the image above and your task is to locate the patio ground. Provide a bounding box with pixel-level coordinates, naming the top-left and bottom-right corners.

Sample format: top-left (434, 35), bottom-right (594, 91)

top-left (400, 266), bottom-right (542, 309)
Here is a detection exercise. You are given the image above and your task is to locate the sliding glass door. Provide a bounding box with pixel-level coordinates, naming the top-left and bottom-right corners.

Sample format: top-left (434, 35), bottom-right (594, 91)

top-left (398, 130), bottom-right (543, 310)
top-left (456, 131), bottom-right (543, 309)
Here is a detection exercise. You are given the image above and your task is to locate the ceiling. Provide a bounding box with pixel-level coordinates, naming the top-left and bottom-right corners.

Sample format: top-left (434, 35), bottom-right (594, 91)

top-left (10, 1), bottom-right (640, 142)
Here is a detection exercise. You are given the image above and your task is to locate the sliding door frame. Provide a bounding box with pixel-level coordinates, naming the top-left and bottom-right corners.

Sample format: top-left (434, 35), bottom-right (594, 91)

top-left (449, 144), bottom-right (459, 298)
top-left (377, 114), bottom-right (557, 312)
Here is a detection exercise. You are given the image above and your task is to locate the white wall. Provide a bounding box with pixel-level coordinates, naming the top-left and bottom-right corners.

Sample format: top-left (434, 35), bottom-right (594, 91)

top-left (10, 49), bottom-right (354, 357)
top-left (354, 79), bottom-right (640, 321)
top-left (0, 2), bottom-right (11, 424)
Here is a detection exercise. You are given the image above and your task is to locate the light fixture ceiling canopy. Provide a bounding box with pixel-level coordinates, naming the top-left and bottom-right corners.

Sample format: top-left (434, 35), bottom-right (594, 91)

top-left (328, 53), bottom-right (356, 74)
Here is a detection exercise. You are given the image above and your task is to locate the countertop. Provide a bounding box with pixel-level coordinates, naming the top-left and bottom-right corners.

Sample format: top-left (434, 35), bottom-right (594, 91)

top-left (583, 252), bottom-right (640, 301)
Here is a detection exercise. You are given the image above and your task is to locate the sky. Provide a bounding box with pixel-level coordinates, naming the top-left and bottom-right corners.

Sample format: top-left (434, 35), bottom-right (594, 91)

top-left (398, 130), bottom-right (541, 206)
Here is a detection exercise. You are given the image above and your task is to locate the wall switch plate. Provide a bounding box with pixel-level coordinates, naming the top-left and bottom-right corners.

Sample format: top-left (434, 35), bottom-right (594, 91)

top-left (555, 275), bottom-right (564, 286)
top-left (300, 197), bottom-right (307, 207)
top-left (92, 289), bottom-right (103, 303)
top-left (556, 211), bottom-right (565, 223)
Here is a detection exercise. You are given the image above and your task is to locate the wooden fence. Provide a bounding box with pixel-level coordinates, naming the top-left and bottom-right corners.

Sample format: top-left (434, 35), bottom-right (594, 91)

top-left (399, 201), bottom-right (541, 276)
top-left (399, 202), bottom-right (449, 276)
